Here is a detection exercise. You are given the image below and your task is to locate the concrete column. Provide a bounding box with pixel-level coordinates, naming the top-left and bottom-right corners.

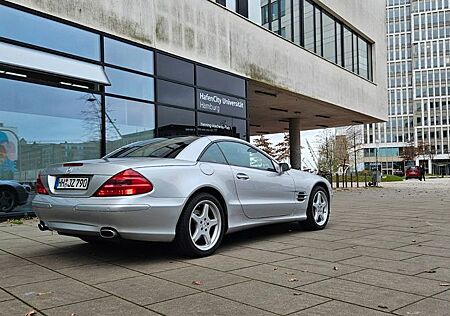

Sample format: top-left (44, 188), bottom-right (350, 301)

top-left (428, 159), bottom-right (432, 175)
top-left (289, 118), bottom-right (301, 170)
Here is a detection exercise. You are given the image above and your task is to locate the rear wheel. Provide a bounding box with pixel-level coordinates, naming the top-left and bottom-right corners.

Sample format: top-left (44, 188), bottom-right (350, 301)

top-left (301, 186), bottom-right (330, 230)
top-left (0, 189), bottom-right (16, 212)
top-left (175, 193), bottom-right (225, 257)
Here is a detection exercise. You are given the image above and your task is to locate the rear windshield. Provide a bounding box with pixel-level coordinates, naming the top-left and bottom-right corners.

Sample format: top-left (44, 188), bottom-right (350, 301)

top-left (105, 136), bottom-right (199, 159)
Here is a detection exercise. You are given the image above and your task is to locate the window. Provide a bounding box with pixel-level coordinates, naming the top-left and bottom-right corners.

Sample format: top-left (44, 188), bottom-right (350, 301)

top-left (199, 143), bottom-right (228, 164)
top-left (196, 66), bottom-right (246, 97)
top-left (104, 37), bottom-right (154, 74)
top-left (271, 1), bottom-right (279, 21)
top-left (336, 22), bottom-right (343, 66)
top-left (107, 137), bottom-right (198, 158)
top-left (0, 77), bottom-right (101, 182)
top-left (156, 53), bottom-right (194, 84)
top-left (0, 4), bottom-right (100, 60)
top-left (157, 106), bottom-right (196, 137)
top-left (303, 0), bottom-right (315, 51)
top-left (217, 141), bottom-right (275, 171)
top-left (358, 37), bottom-right (369, 79)
top-left (157, 80), bottom-right (195, 109)
top-left (105, 67), bottom-right (154, 101)
top-left (322, 13), bottom-right (336, 62)
top-left (261, 4), bottom-right (269, 24)
top-left (105, 97), bottom-right (155, 153)
top-left (343, 27), bottom-right (353, 71)
top-left (315, 6), bottom-right (322, 55)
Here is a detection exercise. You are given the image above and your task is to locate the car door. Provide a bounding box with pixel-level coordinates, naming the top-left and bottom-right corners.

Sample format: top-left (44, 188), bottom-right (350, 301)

top-left (217, 141), bottom-right (296, 219)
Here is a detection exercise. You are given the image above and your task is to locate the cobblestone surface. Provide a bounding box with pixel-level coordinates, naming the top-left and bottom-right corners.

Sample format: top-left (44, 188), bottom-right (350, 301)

top-left (1, 178), bottom-right (449, 315)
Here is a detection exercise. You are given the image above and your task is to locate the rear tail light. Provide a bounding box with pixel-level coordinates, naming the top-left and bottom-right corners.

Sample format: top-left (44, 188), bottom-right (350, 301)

top-left (36, 174), bottom-right (49, 195)
top-left (94, 169), bottom-right (153, 197)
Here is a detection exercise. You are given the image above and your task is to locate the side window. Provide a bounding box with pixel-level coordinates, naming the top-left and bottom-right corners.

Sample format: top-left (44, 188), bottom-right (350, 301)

top-left (199, 143), bottom-right (228, 164)
top-left (217, 142), bottom-right (275, 171)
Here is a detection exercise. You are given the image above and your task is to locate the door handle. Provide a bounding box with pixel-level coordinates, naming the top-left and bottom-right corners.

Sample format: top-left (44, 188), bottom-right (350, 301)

top-left (236, 173), bottom-right (249, 180)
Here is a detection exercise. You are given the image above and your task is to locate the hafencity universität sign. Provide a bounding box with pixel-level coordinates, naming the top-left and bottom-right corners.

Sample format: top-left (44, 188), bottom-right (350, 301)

top-left (197, 90), bottom-right (246, 118)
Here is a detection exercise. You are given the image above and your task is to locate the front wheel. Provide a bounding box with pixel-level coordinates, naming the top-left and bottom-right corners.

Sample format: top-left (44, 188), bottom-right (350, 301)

top-left (301, 186), bottom-right (330, 230)
top-left (0, 189), bottom-right (16, 212)
top-left (175, 193), bottom-right (225, 257)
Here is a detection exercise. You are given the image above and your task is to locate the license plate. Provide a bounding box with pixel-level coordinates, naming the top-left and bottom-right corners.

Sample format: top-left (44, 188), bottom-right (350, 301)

top-left (55, 177), bottom-right (89, 190)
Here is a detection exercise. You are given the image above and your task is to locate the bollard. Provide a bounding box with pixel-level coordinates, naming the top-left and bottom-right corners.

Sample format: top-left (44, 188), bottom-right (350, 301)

top-left (336, 173), bottom-right (339, 188)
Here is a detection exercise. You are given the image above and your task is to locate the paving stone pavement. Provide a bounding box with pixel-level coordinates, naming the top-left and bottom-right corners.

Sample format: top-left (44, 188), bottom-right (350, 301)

top-left (0, 178), bottom-right (450, 315)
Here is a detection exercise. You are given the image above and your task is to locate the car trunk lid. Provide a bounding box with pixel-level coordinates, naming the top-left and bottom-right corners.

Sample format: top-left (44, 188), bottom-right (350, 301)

top-left (40, 157), bottom-right (195, 197)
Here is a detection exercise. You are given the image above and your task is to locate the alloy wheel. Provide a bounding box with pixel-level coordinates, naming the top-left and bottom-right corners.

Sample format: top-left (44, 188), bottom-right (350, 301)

top-left (312, 191), bottom-right (328, 226)
top-left (189, 200), bottom-right (222, 251)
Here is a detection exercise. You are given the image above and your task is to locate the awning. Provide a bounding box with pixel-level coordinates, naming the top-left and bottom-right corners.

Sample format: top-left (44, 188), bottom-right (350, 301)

top-left (0, 42), bottom-right (110, 85)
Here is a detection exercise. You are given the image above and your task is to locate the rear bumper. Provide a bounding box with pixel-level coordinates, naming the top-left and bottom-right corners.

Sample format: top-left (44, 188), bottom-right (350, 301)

top-left (32, 194), bottom-right (186, 242)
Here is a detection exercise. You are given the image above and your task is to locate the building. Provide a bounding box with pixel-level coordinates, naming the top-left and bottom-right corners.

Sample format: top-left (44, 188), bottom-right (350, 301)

top-left (363, 0), bottom-right (450, 176)
top-left (0, 0), bottom-right (386, 212)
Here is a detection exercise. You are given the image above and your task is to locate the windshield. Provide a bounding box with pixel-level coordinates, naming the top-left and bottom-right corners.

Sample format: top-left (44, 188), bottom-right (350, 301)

top-left (105, 136), bottom-right (199, 159)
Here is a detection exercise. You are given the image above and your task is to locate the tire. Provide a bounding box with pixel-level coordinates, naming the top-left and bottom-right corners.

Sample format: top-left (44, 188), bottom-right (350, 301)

top-left (301, 186), bottom-right (330, 230)
top-left (405, 177), bottom-right (409, 180)
top-left (175, 193), bottom-right (225, 258)
top-left (0, 189), bottom-right (16, 212)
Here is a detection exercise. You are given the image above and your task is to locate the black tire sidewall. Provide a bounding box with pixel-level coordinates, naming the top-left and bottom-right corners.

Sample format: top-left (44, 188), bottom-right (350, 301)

top-left (304, 186), bottom-right (330, 230)
top-left (175, 193), bottom-right (225, 257)
top-left (0, 189), bottom-right (16, 212)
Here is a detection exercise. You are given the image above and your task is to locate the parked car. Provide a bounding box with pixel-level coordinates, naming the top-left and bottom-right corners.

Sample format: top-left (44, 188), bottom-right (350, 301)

top-left (32, 136), bottom-right (332, 257)
top-left (0, 180), bottom-right (30, 212)
top-left (405, 166), bottom-right (421, 180)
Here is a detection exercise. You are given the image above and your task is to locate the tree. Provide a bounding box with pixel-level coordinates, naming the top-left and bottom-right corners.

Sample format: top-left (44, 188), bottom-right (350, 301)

top-left (274, 133), bottom-right (290, 162)
top-left (253, 135), bottom-right (275, 157)
top-left (335, 135), bottom-right (349, 173)
top-left (316, 130), bottom-right (338, 175)
top-left (401, 141), bottom-right (417, 161)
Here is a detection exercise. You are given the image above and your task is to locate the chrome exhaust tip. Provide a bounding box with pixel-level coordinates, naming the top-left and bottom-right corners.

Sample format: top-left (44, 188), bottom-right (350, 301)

top-left (38, 221), bottom-right (49, 231)
top-left (99, 227), bottom-right (118, 239)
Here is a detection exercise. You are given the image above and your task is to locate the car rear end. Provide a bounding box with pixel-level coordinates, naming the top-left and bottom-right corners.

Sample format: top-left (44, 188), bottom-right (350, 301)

top-left (405, 166), bottom-right (420, 179)
top-left (32, 157), bottom-right (195, 242)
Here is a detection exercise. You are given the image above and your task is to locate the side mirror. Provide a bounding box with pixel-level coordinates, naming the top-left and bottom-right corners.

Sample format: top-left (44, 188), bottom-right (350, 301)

top-left (280, 163), bottom-right (290, 173)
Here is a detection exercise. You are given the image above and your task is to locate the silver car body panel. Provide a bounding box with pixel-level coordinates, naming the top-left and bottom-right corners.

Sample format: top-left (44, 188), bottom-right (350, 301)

top-left (33, 136), bottom-right (332, 242)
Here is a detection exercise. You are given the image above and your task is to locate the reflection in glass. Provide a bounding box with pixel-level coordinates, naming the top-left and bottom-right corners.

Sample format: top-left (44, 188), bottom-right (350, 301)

top-left (196, 66), bottom-right (246, 98)
top-left (156, 53), bottom-right (194, 84)
top-left (343, 27), bottom-right (353, 71)
top-left (157, 80), bottom-right (195, 109)
top-left (358, 37), bottom-right (369, 80)
top-left (303, 0), bottom-right (315, 51)
top-left (322, 13), bottom-right (336, 62)
top-left (157, 106), bottom-right (196, 137)
top-left (0, 4), bottom-right (100, 60)
top-left (105, 67), bottom-right (154, 101)
top-left (197, 112), bottom-right (247, 140)
top-left (104, 37), bottom-right (154, 74)
top-left (105, 97), bottom-right (155, 153)
top-left (0, 77), bottom-right (101, 183)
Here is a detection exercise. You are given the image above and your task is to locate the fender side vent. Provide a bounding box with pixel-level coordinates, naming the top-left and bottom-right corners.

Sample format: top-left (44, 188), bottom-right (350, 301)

top-left (297, 191), bottom-right (307, 202)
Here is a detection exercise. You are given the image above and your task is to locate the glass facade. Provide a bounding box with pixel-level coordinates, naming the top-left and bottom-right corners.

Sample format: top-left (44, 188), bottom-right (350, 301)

top-left (364, 0), bottom-right (450, 176)
top-left (256, 0), bottom-right (373, 80)
top-left (0, 3), bottom-right (248, 215)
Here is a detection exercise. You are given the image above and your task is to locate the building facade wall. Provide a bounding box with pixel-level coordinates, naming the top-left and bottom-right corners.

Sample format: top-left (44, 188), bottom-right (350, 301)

top-left (5, 0), bottom-right (387, 122)
top-left (364, 0), bottom-right (450, 175)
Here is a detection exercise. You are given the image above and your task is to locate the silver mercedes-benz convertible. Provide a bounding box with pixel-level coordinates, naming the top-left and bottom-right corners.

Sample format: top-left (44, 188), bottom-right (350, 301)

top-left (33, 136), bottom-right (331, 257)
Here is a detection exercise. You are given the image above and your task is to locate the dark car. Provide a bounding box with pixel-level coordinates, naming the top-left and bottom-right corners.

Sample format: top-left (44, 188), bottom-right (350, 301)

top-left (405, 166), bottom-right (421, 180)
top-left (0, 180), bottom-right (30, 212)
